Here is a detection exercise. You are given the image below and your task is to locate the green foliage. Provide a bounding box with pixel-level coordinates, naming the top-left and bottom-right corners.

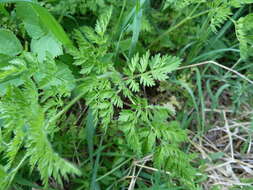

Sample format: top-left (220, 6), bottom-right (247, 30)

top-left (119, 106), bottom-right (196, 185)
top-left (0, 82), bottom-right (80, 187)
top-left (0, 0), bottom-right (253, 190)
top-left (31, 33), bottom-right (63, 61)
top-left (124, 52), bottom-right (181, 91)
top-left (47, 0), bottom-right (107, 16)
top-left (162, 0), bottom-right (253, 36)
top-left (16, 1), bottom-right (72, 58)
top-left (68, 12), bottom-right (197, 188)
top-left (0, 29), bottom-right (22, 56)
top-left (0, 51), bottom-right (78, 189)
top-left (236, 13), bottom-right (253, 59)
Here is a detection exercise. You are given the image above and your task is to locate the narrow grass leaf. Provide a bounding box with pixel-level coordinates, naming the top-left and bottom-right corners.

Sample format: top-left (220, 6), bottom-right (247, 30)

top-left (195, 68), bottom-right (205, 133)
top-left (129, 0), bottom-right (142, 57)
top-left (86, 108), bottom-right (95, 163)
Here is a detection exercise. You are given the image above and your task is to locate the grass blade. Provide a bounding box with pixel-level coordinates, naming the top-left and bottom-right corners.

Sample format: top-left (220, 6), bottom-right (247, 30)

top-left (129, 0), bottom-right (143, 57)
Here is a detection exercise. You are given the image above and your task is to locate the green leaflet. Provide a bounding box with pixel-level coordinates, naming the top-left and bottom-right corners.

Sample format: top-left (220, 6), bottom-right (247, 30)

top-left (236, 13), bottom-right (253, 59)
top-left (118, 105), bottom-right (196, 186)
top-left (23, 52), bottom-right (76, 97)
top-left (124, 52), bottom-right (181, 92)
top-left (0, 165), bottom-right (6, 179)
top-left (95, 6), bottom-right (113, 37)
top-left (0, 29), bottom-right (23, 56)
top-left (0, 56), bottom-right (26, 95)
top-left (71, 19), bottom-right (187, 186)
top-left (0, 4), bottom-right (8, 16)
top-left (0, 78), bottom-right (24, 96)
top-left (0, 51), bottom-right (76, 96)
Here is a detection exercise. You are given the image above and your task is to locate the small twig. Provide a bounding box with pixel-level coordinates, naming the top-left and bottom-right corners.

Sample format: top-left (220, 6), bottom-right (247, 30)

top-left (247, 136), bottom-right (252, 154)
top-left (176, 60), bottom-right (253, 85)
top-left (128, 164), bottom-right (137, 190)
top-left (128, 155), bottom-right (152, 190)
top-left (135, 154), bottom-right (152, 164)
top-left (96, 158), bottom-right (132, 182)
top-left (205, 161), bottom-right (234, 172)
top-left (223, 111), bottom-right (234, 160)
top-left (135, 164), bottom-right (171, 175)
top-left (149, 9), bottom-right (210, 48)
top-left (204, 108), bottom-right (234, 113)
top-left (47, 91), bottom-right (86, 126)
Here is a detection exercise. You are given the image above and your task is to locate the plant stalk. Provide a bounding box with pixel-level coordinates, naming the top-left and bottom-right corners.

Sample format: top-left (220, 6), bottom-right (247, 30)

top-left (148, 10), bottom-right (210, 48)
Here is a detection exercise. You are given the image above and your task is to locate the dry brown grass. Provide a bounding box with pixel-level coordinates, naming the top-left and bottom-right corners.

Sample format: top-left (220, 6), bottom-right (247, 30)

top-left (189, 108), bottom-right (253, 190)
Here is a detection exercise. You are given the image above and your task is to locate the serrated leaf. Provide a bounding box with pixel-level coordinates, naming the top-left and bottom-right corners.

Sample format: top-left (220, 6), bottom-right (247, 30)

top-left (139, 51), bottom-right (150, 73)
top-left (54, 62), bottom-right (76, 91)
top-left (119, 110), bottom-right (133, 122)
top-left (154, 146), bottom-right (166, 169)
top-left (151, 72), bottom-right (168, 81)
top-left (95, 6), bottom-right (112, 36)
top-left (146, 132), bottom-right (156, 152)
top-left (127, 79), bottom-right (140, 92)
top-left (99, 90), bottom-right (114, 99)
top-left (31, 34), bottom-right (63, 62)
top-left (140, 73), bottom-right (155, 87)
top-left (0, 78), bottom-right (24, 96)
top-left (34, 60), bottom-right (75, 95)
top-left (129, 53), bottom-right (139, 73)
top-left (127, 128), bottom-right (141, 154)
top-left (112, 95), bottom-right (123, 108)
top-left (236, 13), bottom-right (253, 59)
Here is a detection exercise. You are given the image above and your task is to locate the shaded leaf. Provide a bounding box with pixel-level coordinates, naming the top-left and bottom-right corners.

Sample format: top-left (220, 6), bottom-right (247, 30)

top-left (16, 2), bottom-right (72, 46)
top-left (0, 29), bottom-right (23, 56)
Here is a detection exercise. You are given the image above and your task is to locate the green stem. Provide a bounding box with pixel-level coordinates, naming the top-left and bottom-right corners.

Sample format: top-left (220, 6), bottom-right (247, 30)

top-left (122, 67), bottom-right (167, 81)
top-left (148, 10), bottom-right (210, 48)
top-left (12, 154), bottom-right (28, 173)
top-left (48, 91), bottom-right (86, 125)
top-left (6, 154), bottom-right (29, 188)
top-left (114, 0), bottom-right (127, 35)
top-left (95, 157), bottom-right (132, 182)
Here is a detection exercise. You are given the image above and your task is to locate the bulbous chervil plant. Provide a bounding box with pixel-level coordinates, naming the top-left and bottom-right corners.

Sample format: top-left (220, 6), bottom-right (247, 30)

top-left (0, 0), bottom-right (253, 190)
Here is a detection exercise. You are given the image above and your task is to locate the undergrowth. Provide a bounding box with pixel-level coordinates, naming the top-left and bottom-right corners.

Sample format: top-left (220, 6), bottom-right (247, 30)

top-left (0, 0), bottom-right (253, 190)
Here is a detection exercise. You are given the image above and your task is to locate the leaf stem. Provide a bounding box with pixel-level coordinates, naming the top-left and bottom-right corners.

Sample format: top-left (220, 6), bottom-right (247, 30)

top-left (122, 67), bottom-right (172, 81)
top-left (48, 91), bottom-right (86, 125)
top-left (96, 157), bottom-right (132, 182)
top-left (148, 10), bottom-right (210, 48)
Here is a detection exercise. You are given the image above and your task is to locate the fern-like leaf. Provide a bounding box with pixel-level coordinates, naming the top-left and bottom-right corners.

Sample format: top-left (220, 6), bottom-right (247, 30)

top-left (95, 6), bottom-right (113, 37)
top-left (124, 52), bottom-right (181, 91)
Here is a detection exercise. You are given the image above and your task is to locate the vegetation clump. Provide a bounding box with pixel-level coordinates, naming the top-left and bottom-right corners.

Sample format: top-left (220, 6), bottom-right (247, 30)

top-left (0, 0), bottom-right (253, 189)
